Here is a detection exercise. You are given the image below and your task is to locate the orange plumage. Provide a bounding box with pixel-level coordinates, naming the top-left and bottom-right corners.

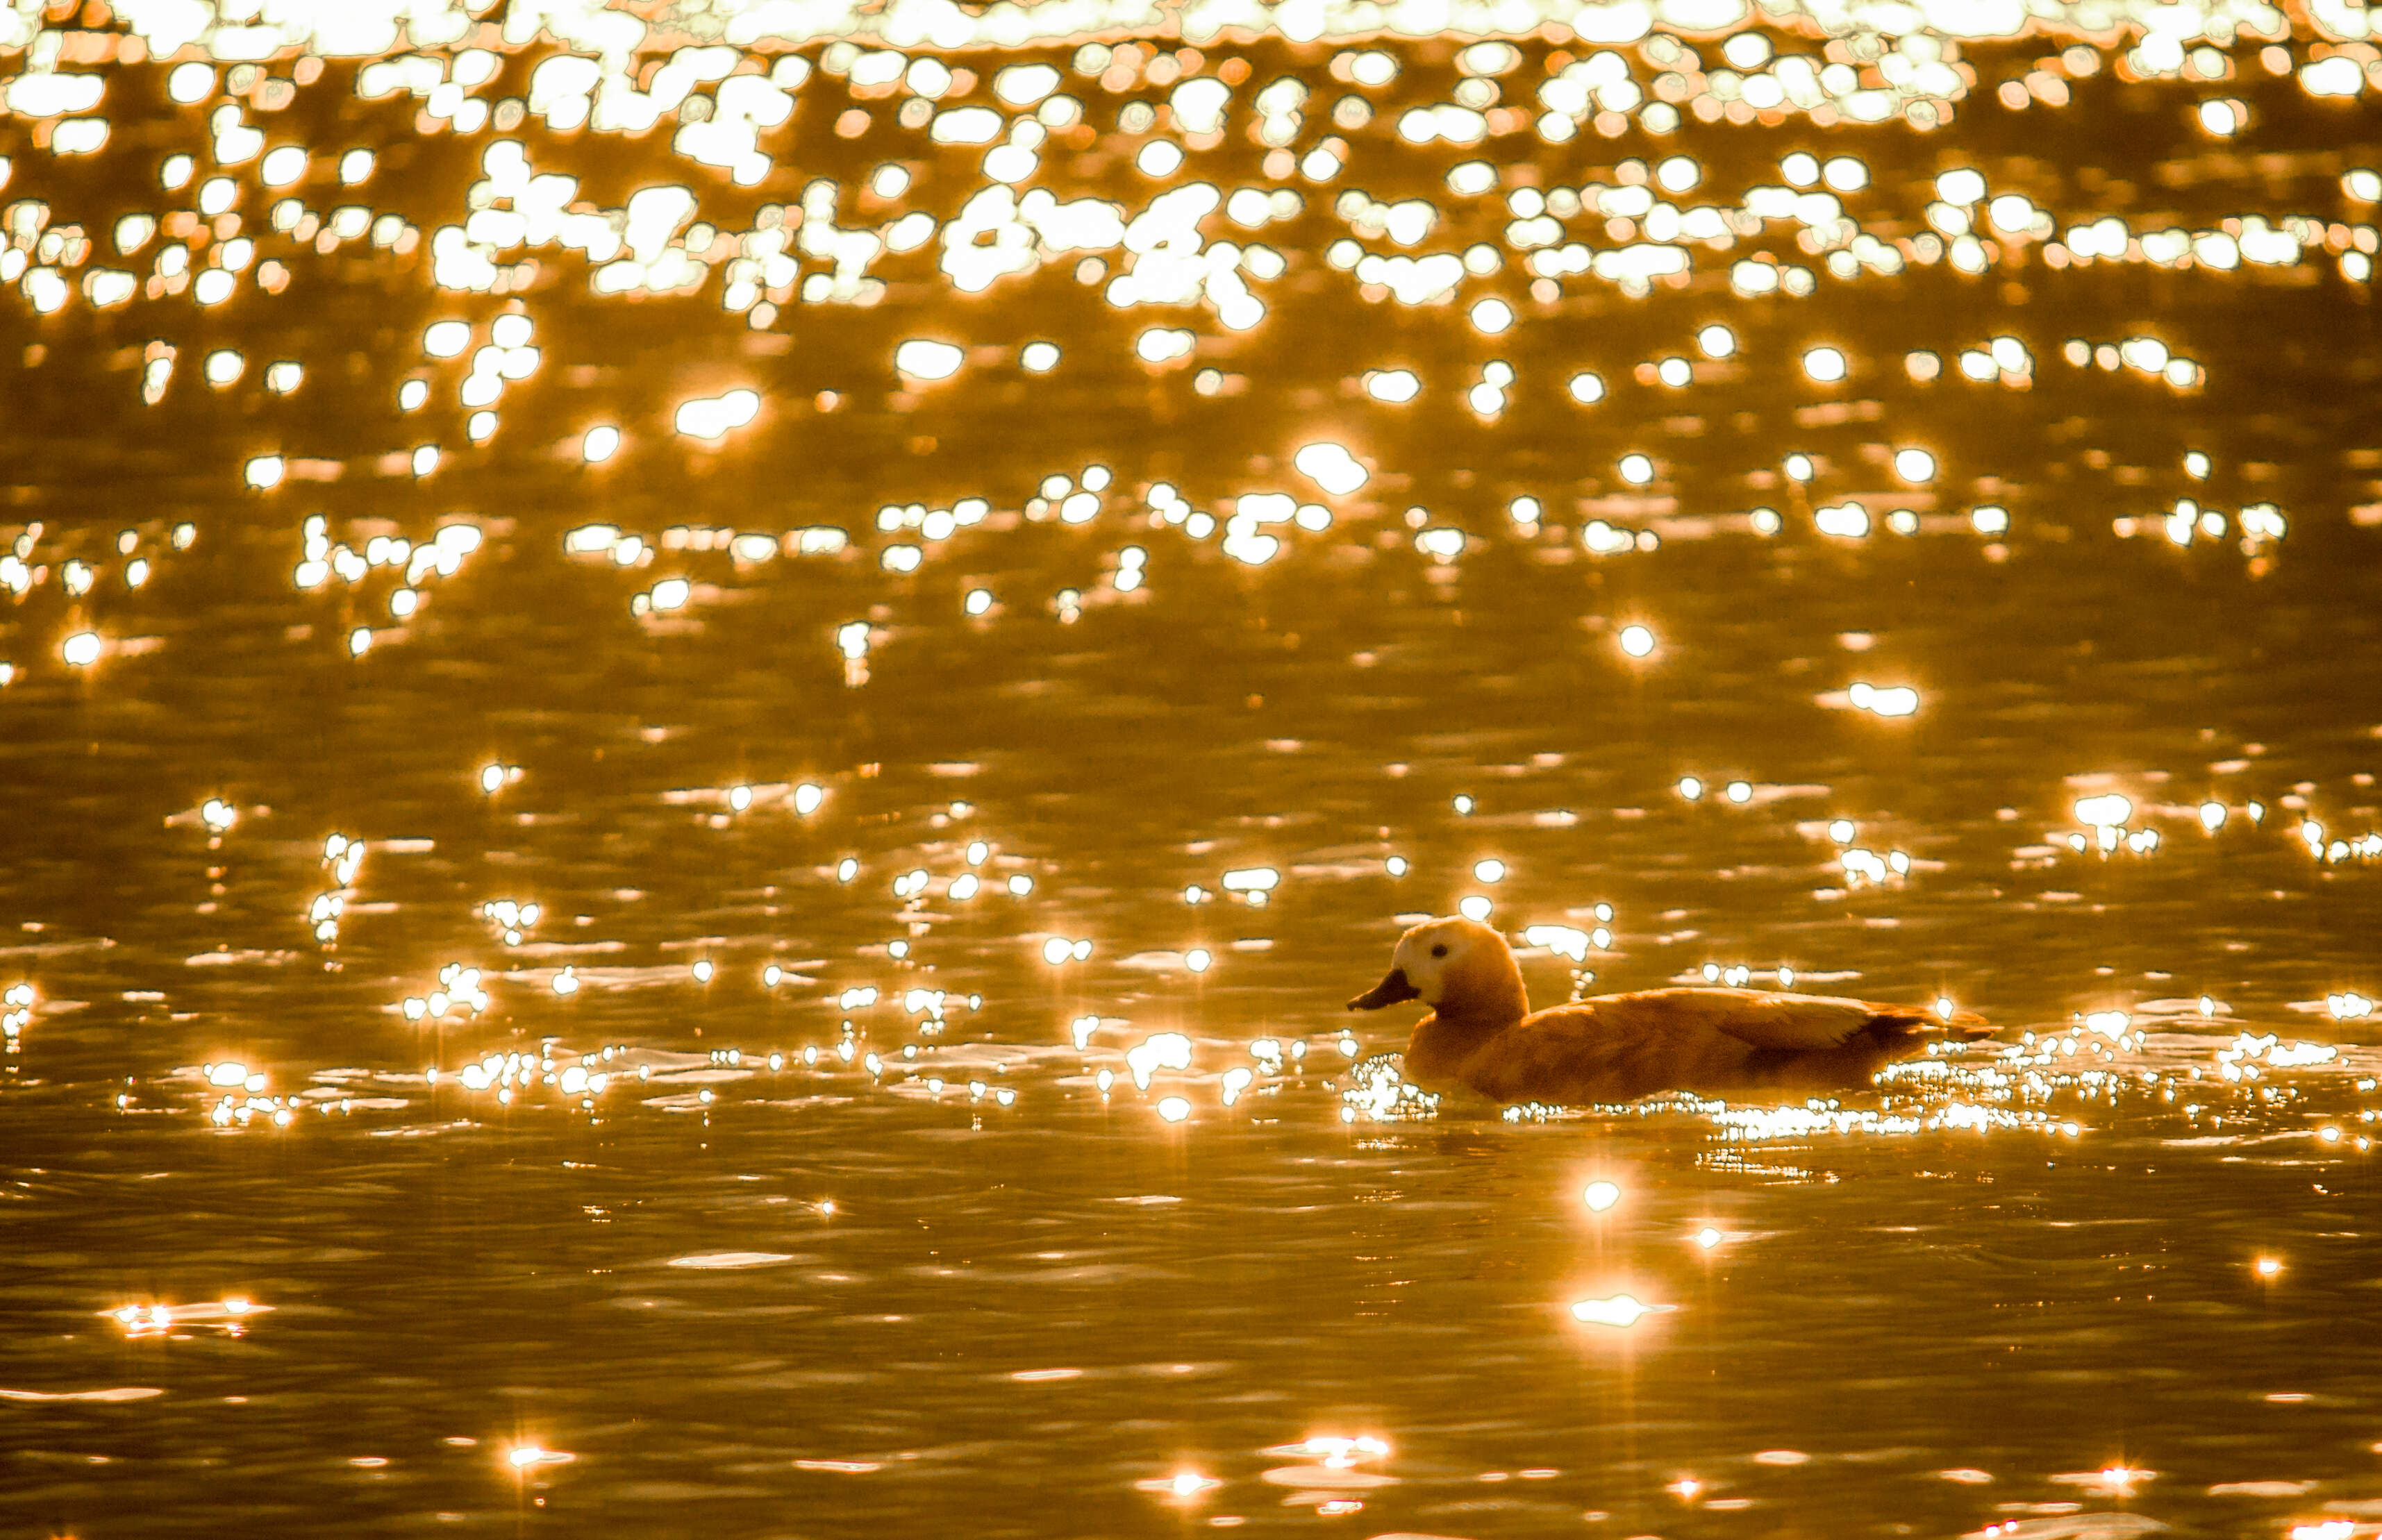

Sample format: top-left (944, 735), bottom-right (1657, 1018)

top-left (1348, 917), bottom-right (1990, 1105)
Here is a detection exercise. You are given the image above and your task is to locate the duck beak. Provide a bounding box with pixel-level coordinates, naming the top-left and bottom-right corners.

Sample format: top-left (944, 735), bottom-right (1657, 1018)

top-left (1347, 967), bottom-right (1420, 1011)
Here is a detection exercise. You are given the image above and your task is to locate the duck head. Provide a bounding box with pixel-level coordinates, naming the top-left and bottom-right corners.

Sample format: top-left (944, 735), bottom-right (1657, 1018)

top-left (1347, 917), bottom-right (1525, 1021)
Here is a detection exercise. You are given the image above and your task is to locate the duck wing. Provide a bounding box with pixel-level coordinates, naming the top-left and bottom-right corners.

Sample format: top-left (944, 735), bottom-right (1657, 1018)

top-left (1466, 1001), bottom-right (1761, 1104)
top-left (1591, 988), bottom-right (1910, 1052)
top-left (1460, 991), bottom-right (1991, 1106)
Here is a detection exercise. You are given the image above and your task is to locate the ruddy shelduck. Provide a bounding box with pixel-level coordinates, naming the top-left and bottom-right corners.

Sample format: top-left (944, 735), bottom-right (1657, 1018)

top-left (1348, 917), bottom-right (1990, 1104)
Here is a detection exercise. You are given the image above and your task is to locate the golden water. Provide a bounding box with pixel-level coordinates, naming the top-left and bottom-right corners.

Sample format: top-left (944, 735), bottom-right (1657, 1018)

top-left (1, 2), bottom-right (2380, 1533)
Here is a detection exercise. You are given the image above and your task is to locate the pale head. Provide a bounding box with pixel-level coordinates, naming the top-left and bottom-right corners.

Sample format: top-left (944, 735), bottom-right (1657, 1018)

top-left (1347, 916), bottom-right (1519, 1015)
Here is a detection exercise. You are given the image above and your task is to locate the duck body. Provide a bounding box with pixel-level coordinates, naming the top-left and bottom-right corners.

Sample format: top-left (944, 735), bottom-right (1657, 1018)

top-left (1350, 918), bottom-right (1990, 1106)
top-left (1404, 987), bottom-right (1976, 1104)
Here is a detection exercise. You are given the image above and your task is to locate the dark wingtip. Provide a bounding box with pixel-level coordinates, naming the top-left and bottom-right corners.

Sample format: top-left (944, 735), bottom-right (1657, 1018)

top-left (1867, 1009), bottom-right (1994, 1040)
top-left (1858, 1014), bottom-right (1991, 1047)
top-left (1937, 1007), bottom-right (1994, 1038)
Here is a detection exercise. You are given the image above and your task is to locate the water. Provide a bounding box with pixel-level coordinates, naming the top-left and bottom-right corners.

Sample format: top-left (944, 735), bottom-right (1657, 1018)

top-left (3, 3), bottom-right (2382, 1534)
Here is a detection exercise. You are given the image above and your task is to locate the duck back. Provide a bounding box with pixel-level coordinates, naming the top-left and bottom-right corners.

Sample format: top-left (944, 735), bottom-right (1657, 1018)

top-left (1452, 999), bottom-right (1763, 1103)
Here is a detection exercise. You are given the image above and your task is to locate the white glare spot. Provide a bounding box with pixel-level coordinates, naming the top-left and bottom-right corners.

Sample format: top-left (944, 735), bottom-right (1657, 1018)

top-left (1572, 1294), bottom-right (1654, 1327)
top-left (674, 390), bottom-right (760, 442)
top-left (1936, 168), bottom-right (1985, 206)
top-left (1846, 682), bottom-right (1921, 717)
top-left (1293, 442), bottom-right (1368, 496)
top-left (1469, 298), bottom-right (1514, 334)
top-left (167, 62), bottom-right (215, 103)
top-left (895, 340), bottom-right (965, 382)
top-left (2075, 794), bottom-right (2134, 829)
top-left (260, 147), bottom-right (306, 187)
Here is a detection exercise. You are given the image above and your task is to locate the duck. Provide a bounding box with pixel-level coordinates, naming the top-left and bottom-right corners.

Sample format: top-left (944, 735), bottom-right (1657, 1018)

top-left (1347, 916), bottom-right (1990, 1105)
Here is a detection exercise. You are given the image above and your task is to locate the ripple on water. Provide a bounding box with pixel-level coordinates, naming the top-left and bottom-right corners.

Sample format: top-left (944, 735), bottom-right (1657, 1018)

top-left (1, 10), bottom-right (2381, 1538)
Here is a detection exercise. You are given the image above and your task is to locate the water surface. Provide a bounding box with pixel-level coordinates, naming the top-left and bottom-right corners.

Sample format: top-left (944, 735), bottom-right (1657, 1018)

top-left (2, 3), bottom-right (2381, 1534)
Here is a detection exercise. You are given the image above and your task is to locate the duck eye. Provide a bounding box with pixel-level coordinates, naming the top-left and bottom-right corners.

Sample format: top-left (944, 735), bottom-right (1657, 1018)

top-left (1430, 944), bottom-right (1447, 958)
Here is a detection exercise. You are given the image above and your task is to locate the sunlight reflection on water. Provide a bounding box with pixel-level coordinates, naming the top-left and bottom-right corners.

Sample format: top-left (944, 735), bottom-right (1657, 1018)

top-left (0, 1), bottom-right (2380, 1534)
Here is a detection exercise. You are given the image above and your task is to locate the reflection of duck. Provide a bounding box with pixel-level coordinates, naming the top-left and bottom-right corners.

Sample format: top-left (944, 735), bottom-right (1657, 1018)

top-left (1347, 917), bottom-right (1990, 1105)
